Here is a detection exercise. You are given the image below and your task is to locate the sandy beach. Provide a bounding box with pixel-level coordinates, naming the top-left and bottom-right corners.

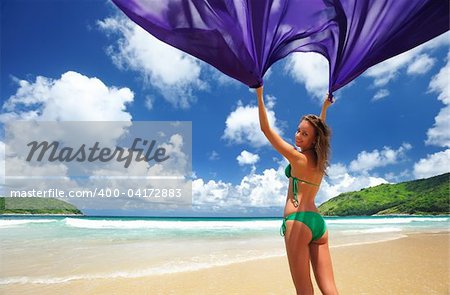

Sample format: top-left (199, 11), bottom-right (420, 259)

top-left (2, 231), bottom-right (448, 295)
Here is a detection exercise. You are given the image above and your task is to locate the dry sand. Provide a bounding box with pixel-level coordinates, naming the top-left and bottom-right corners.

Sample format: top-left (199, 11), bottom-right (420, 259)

top-left (2, 231), bottom-right (449, 295)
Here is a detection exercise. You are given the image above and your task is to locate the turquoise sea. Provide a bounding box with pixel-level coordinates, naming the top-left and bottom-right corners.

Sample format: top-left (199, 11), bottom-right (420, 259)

top-left (0, 215), bottom-right (448, 285)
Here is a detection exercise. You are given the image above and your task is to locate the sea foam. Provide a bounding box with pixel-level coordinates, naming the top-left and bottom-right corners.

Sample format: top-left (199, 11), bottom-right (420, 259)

top-left (326, 217), bottom-right (448, 224)
top-left (0, 219), bottom-right (57, 228)
top-left (63, 218), bottom-right (280, 231)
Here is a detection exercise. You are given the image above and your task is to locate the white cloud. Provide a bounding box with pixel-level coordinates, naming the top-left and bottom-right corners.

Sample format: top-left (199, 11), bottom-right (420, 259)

top-left (407, 54), bottom-right (436, 75)
top-left (426, 53), bottom-right (450, 147)
top-left (263, 67), bottom-right (273, 81)
top-left (222, 95), bottom-right (284, 148)
top-left (349, 143), bottom-right (412, 172)
top-left (209, 150), bottom-right (220, 161)
top-left (236, 150), bottom-right (260, 166)
top-left (192, 166), bottom-right (287, 210)
top-left (193, 136), bottom-right (426, 212)
top-left (192, 156), bottom-right (394, 211)
top-left (0, 71), bottom-right (134, 175)
top-left (426, 105), bottom-right (450, 148)
top-left (1, 71), bottom-right (133, 122)
top-left (155, 133), bottom-right (190, 176)
top-left (384, 169), bottom-right (411, 183)
top-left (364, 32), bottom-right (449, 87)
top-left (98, 15), bottom-right (207, 109)
top-left (365, 53), bottom-right (410, 87)
top-left (3, 123), bottom-right (192, 211)
top-left (316, 142), bottom-right (419, 203)
top-left (0, 73), bottom-right (193, 211)
top-left (144, 95), bottom-right (154, 110)
top-left (413, 149), bottom-right (450, 179)
top-left (318, 163), bottom-right (390, 204)
top-left (193, 142), bottom-right (411, 211)
top-left (0, 71), bottom-right (135, 194)
top-left (285, 52), bottom-right (329, 100)
top-left (372, 89), bottom-right (390, 101)
top-left (420, 31), bottom-right (450, 51)
top-left (428, 53), bottom-right (450, 105)
top-left (314, 142), bottom-right (420, 203)
top-left (317, 163), bottom-right (388, 204)
top-left (235, 167), bottom-right (286, 207)
top-left (411, 53), bottom-right (450, 180)
top-left (285, 33), bottom-right (448, 100)
top-left (0, 141), bottom-right (4, 186)
top-left (192, 178), bottom-right (234, 208)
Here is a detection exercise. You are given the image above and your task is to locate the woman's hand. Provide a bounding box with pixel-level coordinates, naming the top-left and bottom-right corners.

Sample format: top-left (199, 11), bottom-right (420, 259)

top-left (323, 93), bottom-right (334, 109)
top-left (320, 93), bottom-right (333, 122)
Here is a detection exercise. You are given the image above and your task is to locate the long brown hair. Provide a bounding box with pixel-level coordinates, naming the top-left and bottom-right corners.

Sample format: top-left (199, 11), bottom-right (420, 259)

top-left (301, 114), bottom-right (331, 175)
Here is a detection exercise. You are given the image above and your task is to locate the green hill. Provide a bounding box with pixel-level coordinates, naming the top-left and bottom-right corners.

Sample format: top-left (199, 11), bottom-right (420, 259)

top-left (0, 197), bottom-right (83, 215)
top-left (318, 173), bottom-right (450, 216)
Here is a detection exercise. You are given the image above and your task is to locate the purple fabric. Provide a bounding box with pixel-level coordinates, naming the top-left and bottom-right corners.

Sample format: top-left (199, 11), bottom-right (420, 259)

top-left (111, 0), bottom-right (449, 93)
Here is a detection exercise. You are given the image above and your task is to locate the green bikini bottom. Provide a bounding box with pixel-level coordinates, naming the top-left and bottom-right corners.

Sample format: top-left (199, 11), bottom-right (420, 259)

top-left (280, 211), bottom-right (327, 241)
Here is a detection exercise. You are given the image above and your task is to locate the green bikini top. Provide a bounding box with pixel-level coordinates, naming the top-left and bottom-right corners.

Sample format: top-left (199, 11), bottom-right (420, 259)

top-left (285, 164), bottom-right (320, 207)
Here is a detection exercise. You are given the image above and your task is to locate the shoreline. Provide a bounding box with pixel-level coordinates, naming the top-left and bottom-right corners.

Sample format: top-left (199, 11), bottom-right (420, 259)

top-left (1, 231), bottom-right (448, 294)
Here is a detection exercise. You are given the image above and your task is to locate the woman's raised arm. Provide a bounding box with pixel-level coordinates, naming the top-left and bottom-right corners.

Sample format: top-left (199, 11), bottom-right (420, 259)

top-left (257, 86), bottom-right (303, 163)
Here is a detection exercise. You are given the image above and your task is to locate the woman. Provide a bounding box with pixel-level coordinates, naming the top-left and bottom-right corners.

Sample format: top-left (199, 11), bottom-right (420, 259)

top-left (257, 86), bottom-right (338, 295)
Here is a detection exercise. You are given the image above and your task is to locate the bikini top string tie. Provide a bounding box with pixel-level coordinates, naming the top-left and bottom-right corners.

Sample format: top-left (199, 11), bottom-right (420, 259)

top-left (292, 178), bottom-right (299, 207)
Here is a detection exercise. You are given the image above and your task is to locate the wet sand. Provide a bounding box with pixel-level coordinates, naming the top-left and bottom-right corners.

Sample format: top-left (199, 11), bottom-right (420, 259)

top-left (2, 231), bottom-right (448, 295)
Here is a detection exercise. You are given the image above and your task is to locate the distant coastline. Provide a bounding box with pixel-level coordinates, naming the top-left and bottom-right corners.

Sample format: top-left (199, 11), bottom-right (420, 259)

top-left (319, 172), bottom-right (449, 216)
top-left (0, 197), bottom-right (83, 216)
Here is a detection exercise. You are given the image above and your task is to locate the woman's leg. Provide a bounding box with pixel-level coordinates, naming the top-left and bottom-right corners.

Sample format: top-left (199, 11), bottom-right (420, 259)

top-left (284, 220), bottom-right (314, 295)
top-left (309, 231), bottom-right (339, 295)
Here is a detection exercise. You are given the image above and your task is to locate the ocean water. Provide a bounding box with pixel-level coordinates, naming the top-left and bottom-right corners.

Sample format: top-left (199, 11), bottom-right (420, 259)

top-left (0, 215), bottom-right (448, 285)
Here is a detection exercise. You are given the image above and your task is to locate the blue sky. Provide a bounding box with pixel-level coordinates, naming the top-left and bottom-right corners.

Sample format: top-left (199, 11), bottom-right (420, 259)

top-left (1, 0), bottom-right (449, 217)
